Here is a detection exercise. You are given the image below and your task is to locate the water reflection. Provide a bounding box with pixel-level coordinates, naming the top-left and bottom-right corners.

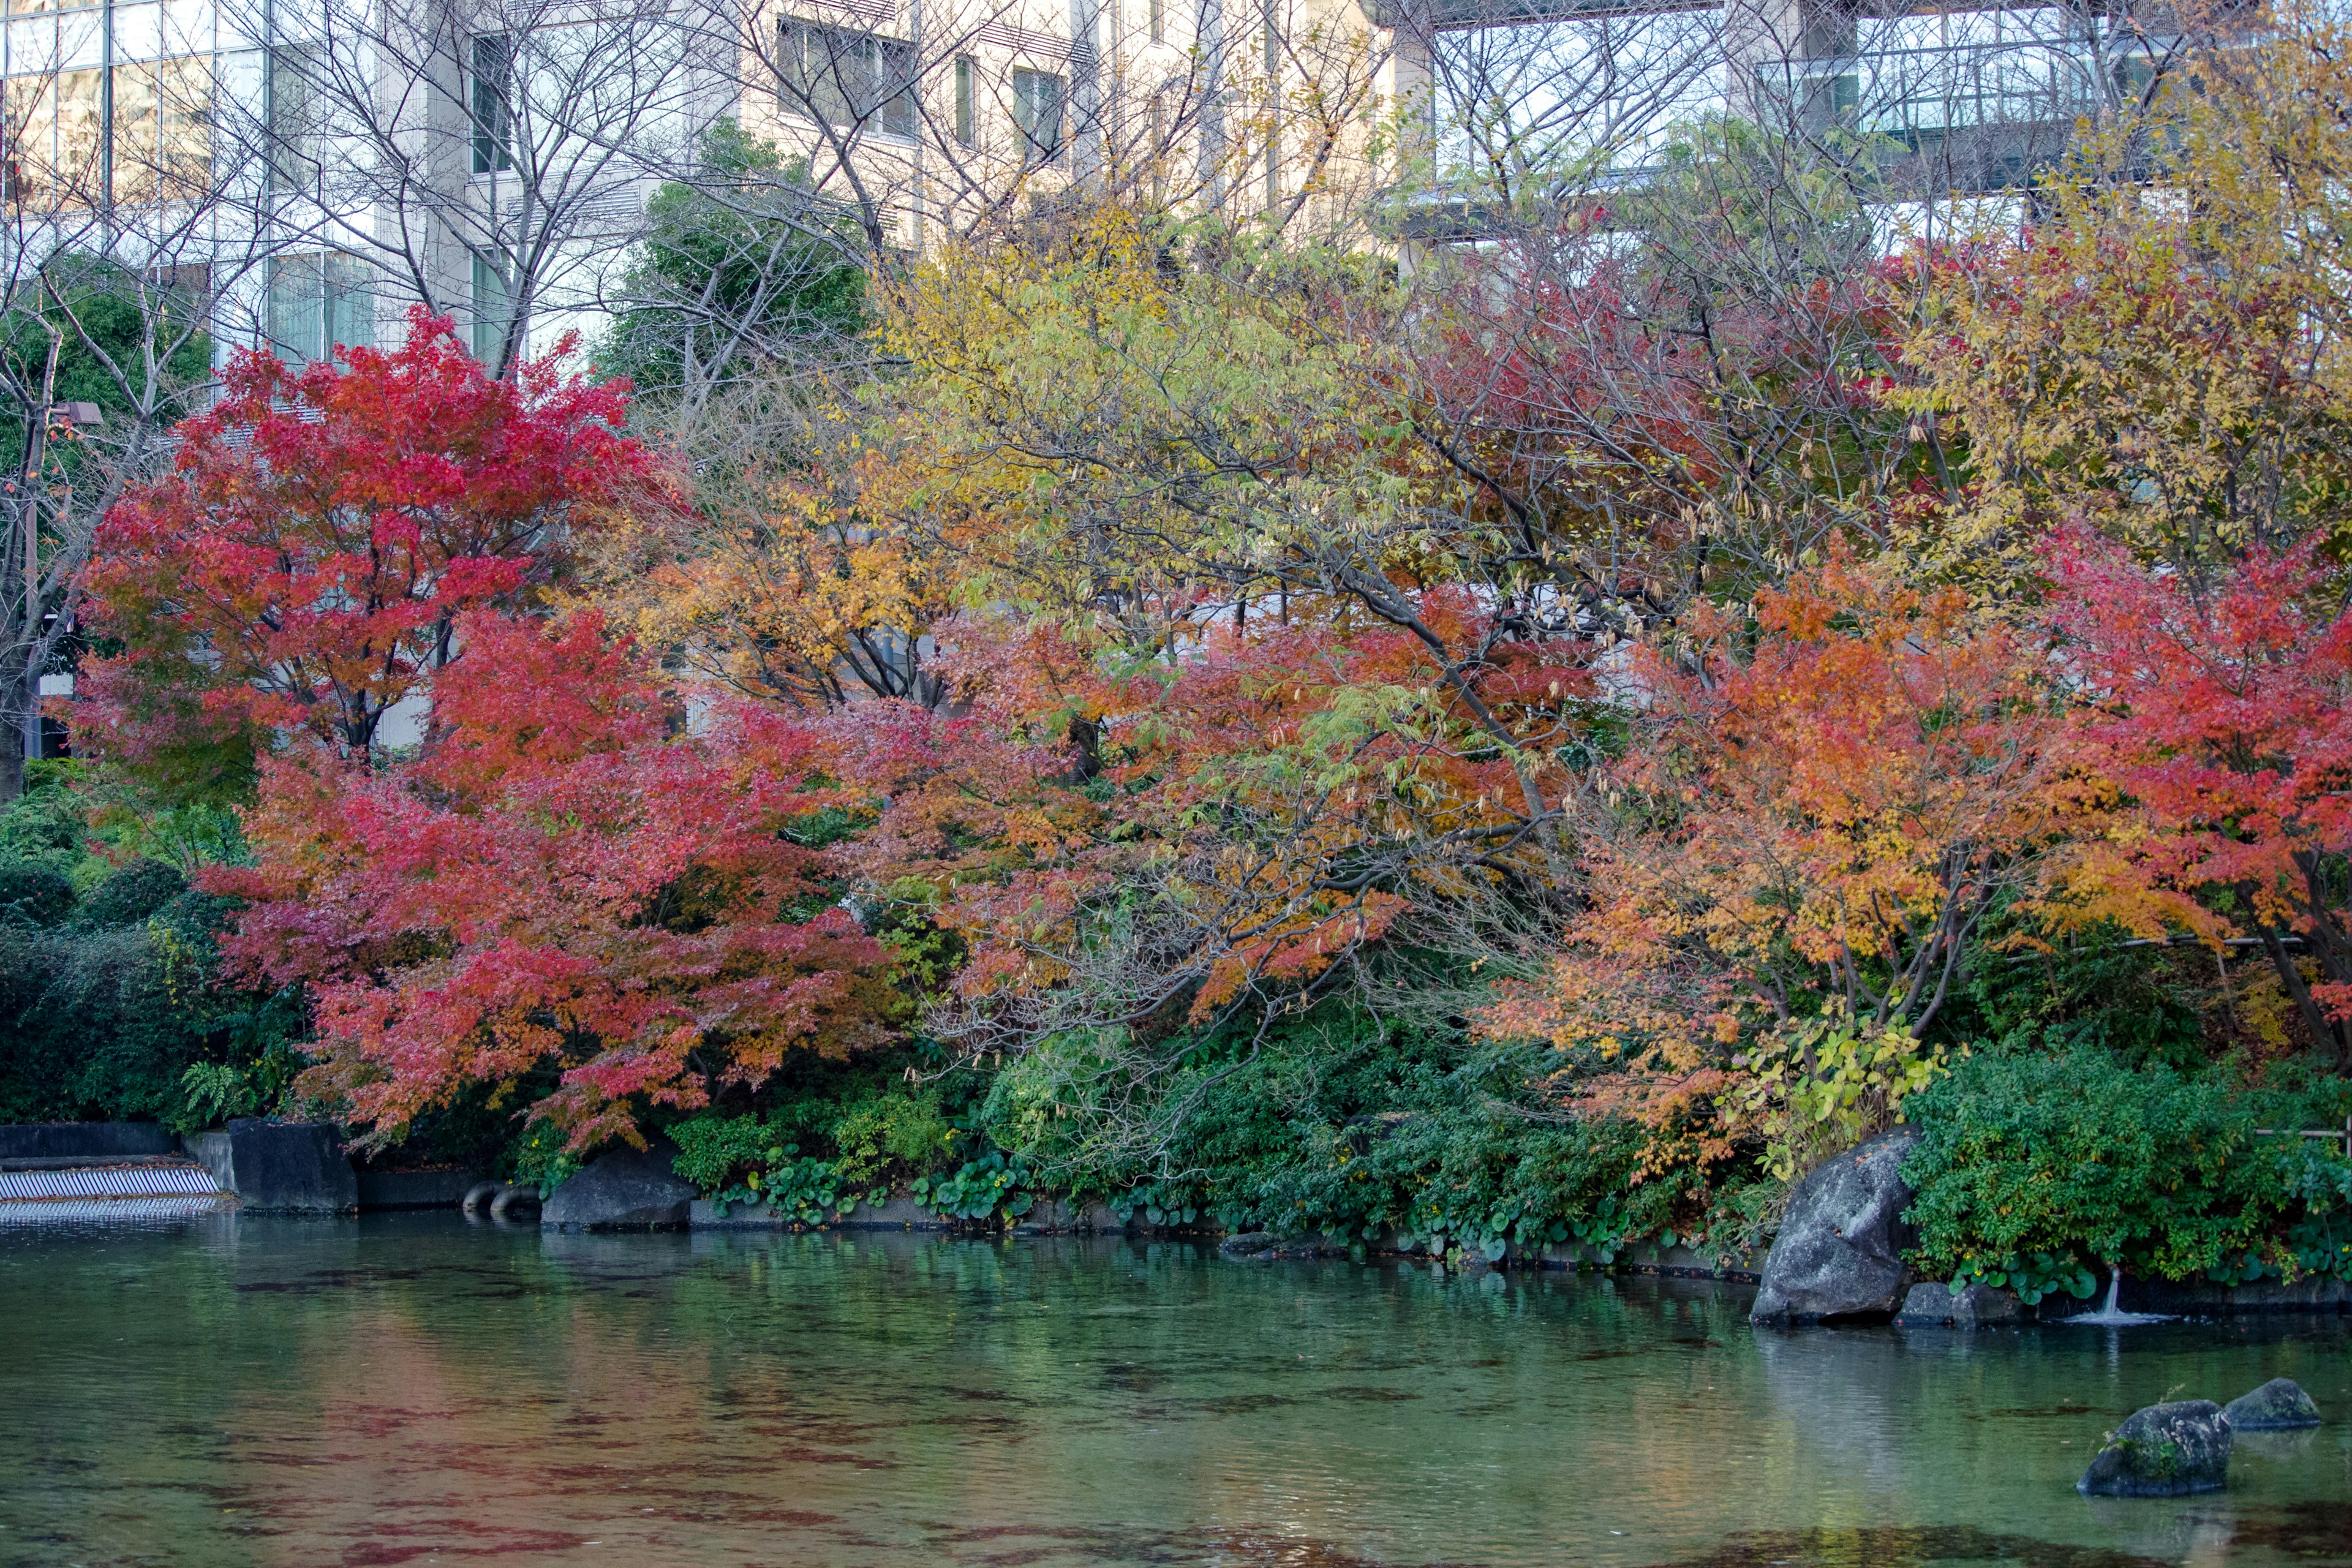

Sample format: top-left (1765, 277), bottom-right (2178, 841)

top-left (0, 1216), bottom-right (2345, 1567)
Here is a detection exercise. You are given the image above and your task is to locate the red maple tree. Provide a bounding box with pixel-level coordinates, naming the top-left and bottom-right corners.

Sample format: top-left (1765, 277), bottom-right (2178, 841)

top-left (208, 609), bottom-right (896, 1150)
top-left (79, 307), bottom-right (663, 776)
top-left (2046, 533), bottom-right (2352, 1063)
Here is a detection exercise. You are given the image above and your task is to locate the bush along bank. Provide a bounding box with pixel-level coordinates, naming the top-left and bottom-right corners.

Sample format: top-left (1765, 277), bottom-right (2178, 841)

top-left (633, 1003), bottom-right (2352, 1311)
top-left (642, 1004), bottom-right (1775, 1274)
top-left (1897, 1049), bottom-right (2352, 1310)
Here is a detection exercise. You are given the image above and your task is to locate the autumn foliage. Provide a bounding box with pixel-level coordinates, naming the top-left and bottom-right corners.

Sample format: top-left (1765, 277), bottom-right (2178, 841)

top-left (1478, 551), bottom-right (2063, 1172)
top-left (66, 16), bottom-right (2352, 1214)
top-left (2047, 535), bottom-right (2352, 1065)
top-left (207, 611), bottom-right (894, 1149)
top-left (81, 309), bottom-right (660, 774)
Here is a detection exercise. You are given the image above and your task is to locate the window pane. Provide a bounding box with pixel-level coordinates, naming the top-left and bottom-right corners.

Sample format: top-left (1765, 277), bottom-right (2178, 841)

top-left (55, 67), bottom-right (100, 202)
top-left (778, 21), bottom-right (807, 108)
top-left (471, 254), bottom-right (509, 363)
top-left (880, 39), bottom-right (914, 137)
top-left (955, 56), bottom-right (974, 145)
top-left (808, 28), bottom-right (856, 126)
top-left (159, 55), bottom-right (211, 198)
top-left (269, 47), bottom-right (315, 192)
top-left (1013, 69), bottom-right (1063, 160)
top-left (325, 254), bottom-right (373, 355)
top-left (110, 61), bottom-right (157, 204)
top-left (471, 34), bottom-right (512, 174)
top-left (268, 253), bottom-right (324, 365)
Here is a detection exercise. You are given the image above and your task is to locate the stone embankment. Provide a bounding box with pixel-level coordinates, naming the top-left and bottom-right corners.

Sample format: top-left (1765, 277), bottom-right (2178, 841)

top-left (0, 1120), bottom-right (478, 1216)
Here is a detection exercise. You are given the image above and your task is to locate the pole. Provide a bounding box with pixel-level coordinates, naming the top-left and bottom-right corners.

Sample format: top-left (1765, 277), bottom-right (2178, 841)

top-left (20, 333), bottom-right (59, 766)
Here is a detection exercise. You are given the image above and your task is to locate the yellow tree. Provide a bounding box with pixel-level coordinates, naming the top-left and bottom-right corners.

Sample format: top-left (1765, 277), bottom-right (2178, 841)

top-left (1893, 10), bottom-right (2352, 583)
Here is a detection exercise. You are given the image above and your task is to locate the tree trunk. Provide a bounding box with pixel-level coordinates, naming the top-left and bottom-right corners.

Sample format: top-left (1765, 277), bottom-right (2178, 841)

top-left (0, 663), bottom-right (28, 802)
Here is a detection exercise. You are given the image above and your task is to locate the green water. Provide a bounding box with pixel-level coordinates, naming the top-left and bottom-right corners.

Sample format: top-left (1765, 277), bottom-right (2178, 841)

top-left (0, 1215), bottom-right (2346, 1567)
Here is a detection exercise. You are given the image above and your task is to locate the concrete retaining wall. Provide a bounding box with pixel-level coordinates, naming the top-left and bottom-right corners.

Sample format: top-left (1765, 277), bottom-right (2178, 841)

top-left (188, 1121), bottom-right (358, 1213)
top-left (355, 1169), bottom-right (479, 1210)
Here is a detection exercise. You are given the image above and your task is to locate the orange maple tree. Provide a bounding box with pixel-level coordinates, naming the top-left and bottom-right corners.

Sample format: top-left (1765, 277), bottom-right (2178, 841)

top-left (1479, 551), bottom-right (2066, 1171)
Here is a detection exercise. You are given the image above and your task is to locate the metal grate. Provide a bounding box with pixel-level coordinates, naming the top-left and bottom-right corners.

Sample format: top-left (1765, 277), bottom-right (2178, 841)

top-left (0, 1196), bottom-right (233, 1224)
top-left (0, 1165), bottom-right (224, 1201)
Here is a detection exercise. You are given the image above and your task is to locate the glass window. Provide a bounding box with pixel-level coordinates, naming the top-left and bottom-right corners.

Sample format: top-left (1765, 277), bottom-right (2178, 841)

top-left (472, 253), bottom-right (510, 364)
top-left (157, 55), bottom-right (211, 198)
top-left (266, 252), bottom-right (324, 364)
top-left (325, 254), bottom-right (374, 355)
top-left (1012, 68), bottom-right (1064, 163)
top-left (1150, 0), bottom-right (1163, 45)
top-left (269, 45), bottom-right (317, 192)
top-left (955, 55), bottom-right (974, 146)
top-left (470, 34), bottom-right (512, 175)
top-left (779, 19), bottom-right (915, 139)
top-left (110, 60), bottom-right (158, 203)
top-left (268, 252), bottom-right (375, 366)
top-left (55, 67), bottom-right (100, 194)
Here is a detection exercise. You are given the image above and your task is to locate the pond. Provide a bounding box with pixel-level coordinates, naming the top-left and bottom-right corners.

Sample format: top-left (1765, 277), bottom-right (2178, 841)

top-left (0, 1214), bottom-right (2346, 1567)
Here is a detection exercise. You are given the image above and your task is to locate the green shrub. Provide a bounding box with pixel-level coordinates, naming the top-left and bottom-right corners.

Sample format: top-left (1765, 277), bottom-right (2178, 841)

top-left (1901, 1050), bottom-right (2351, 1286)
top-left (669, 1114), bottom-right (786, 1192)
top-left (0, 889), bottom-right (302, 1129)
top-left (73, 859), bottom-right (186, 929)
top-left (0, 861), bottom-right (76, 926)
top-left (981, 1000), bottom-right (1738, 1259)
top-left (829, 1088), bottom-right (956, 1187)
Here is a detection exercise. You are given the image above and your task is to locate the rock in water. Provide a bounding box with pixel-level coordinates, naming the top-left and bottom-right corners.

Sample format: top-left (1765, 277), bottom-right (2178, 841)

top-left (2222, 1378), bottom-right (2323, 1431)
top-left (1893, 1281), bottom-right (2022, 1327)
top-left (2078, 1401), bottom-right (2233, 1497)
top-left (1219, 1232), bottom-right (1276, 1257)
top-left (540, 1147), bottom-right (697, 1231)
top-left (1750, 1128), bottom-right (1920, 1324)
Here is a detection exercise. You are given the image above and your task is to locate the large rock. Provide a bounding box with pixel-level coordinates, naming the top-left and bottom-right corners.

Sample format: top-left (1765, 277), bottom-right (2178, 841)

top-left (187, 1120), bottom-right (358, 1212)
top-left (2223, 1378), bottom-right (2322, 1431)
top-left (1751, 1127), bottom-right (1920, 1324)
top-left (1893, 1280), bottom-right (2022, 1328)
top-left (540, 1146), bottom-right (696, 1231)
top-left (2078, 1400), bottom-right (2233, 1496)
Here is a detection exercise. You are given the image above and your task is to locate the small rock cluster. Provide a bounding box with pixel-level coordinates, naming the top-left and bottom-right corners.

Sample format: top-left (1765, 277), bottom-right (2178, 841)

top-left (2077, 1378), bottom-right (2322, 1497)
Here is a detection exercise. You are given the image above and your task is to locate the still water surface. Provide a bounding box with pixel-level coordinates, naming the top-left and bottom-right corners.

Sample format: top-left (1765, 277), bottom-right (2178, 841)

top-left (0, 1214), bottom-right (2347, 1567)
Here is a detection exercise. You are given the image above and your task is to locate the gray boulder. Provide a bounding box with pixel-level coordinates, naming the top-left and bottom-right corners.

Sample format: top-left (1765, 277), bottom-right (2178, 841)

top-left (1751, 1127), bottom-right (1920, 1324)
top-left (1893, 1281), bottom-right (2022, 1327)
top-left (2078, 1401), bottom-right (2233, 1497)
top-left (187, 1120), bottom-right (358, 1213)
top-left (2223, 1378), bottom-right (2322, 1431)
top-left (1219, 1231), bottom-right (1277, 1257)
top-left (540, 1146), bottom-right (696, 1231)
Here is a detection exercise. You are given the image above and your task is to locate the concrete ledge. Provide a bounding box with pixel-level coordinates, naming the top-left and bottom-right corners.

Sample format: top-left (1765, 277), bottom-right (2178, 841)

top-left (0, 1123), bottom-right (178, 1161)
top-left (692, 1196), bottom-right (951, 1231)
top-left (356, 1169), bottom-right (479, 1210)
top-left (2120, 1275), bottom-right (2352, 1316)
